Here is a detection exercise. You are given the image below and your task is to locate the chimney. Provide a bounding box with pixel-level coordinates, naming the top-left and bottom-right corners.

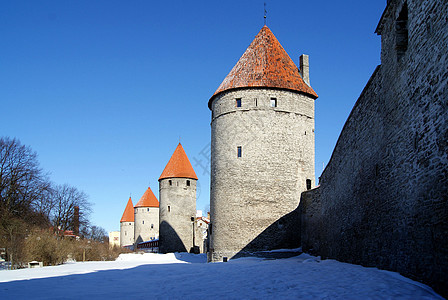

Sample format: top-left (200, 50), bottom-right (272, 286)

top-left (299, 54), bottom-right (310, 86)
top-left (74, 206), bottom-right (80, 236)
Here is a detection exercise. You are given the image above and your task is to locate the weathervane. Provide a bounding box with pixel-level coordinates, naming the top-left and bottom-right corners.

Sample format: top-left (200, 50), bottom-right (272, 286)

top-left (264, 2), bottom-right (267, 25)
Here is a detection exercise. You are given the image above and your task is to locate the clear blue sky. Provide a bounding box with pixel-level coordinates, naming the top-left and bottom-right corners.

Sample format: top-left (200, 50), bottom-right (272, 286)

top-left (1, 1), bottom-right (386, 232)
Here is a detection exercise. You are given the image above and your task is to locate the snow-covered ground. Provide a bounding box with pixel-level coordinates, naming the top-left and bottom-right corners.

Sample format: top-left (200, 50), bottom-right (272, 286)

top-left (0, 253), bottom-right (442, 299)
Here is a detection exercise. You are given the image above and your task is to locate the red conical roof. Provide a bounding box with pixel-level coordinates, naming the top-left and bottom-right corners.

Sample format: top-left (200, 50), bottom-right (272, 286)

top-left (120, 197), bottom-right (134, 222)
top-left (209, 25), bottom-right (318, 108)
top-left (134, 187), bottom-right (159, 208)
top-left (159, 143), bottom-right (198, 180)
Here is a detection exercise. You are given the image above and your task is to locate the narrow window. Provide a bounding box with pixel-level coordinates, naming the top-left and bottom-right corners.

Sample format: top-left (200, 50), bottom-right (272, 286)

top-left (169, 180), bottom-right (172, 186)
top-left (125, 231), bottom-right (127, 236)
top-left (306, 179), bottom-right (312, 190)
top-left (143, 220), bottom-right (144, 224)
top-left (187, 180), bottom-right (190, 186)
top-left (236, 98), bottom-right (242, 107)
top-left (270, 98), bottom-right (277, 107)
top-left (168, 205), bottom-right (171, 212)
top-left (147, 208), bottom-right (149, 212)
top-left (254, 98), bottom-right (257, 107)
top-left (151, 224), bottom-right (154, 229)
top-left (237, 146), bottom-right (242, 158)
top-left (396, 3), bottom-right (408, 61)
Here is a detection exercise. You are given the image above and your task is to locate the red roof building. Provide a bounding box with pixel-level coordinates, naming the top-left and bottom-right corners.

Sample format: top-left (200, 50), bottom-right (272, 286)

top-left (135, 187), bottom-right (159, 208)
top-left (159, 143), bottom-right (198, 180)
top-left (120, 197), bottom-right (135, 222)
top-left (209, 25), bottom-right (317, 108)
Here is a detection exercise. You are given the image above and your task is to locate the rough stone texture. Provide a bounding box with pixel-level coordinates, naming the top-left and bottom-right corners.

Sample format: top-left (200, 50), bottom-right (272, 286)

top-left (301, 0), bottom-right (448, 296)
top-left (120, 221), bottom-right (134, 247)
top-left (209, 88), bottom-right (315, 262)
top-left (159, 178), bottom-right (197, 253)
top-left (134, 207), bottom-right (159, 244)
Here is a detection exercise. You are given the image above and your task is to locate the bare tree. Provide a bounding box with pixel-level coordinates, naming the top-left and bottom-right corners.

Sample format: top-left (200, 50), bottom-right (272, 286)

top-left (0, 137), bottom-right (51, 218)
top-left (84, 225), bottom-right (108, 242)
top-left (50, 184), bottom-right (91, 233)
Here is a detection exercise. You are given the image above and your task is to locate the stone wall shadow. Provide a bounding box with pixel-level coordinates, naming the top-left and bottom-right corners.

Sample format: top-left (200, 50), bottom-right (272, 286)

top-left (159, 220), bottom-right (187, 254)
top-left (233, 206), bottom-right (301, 259)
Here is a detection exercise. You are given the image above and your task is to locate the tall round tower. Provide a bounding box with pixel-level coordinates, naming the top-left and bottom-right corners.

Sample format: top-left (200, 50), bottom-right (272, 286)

top-left (120, 196), bottom-right (134, 247)
top-left (134, 187), bottom-right (159, 244)
top-left (158, 143), bottom-right (198, 253)
top-left (208, 25), bottom-right (318, 262)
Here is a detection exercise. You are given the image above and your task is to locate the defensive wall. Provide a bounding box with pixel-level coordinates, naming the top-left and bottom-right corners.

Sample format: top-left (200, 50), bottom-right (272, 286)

top-left (300, 0), bottom-right (448, 296)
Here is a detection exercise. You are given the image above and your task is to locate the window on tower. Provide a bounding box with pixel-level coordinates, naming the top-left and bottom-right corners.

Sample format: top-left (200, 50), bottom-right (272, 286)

top-left (270, 98), bottom-right (277, 107)
top-left (236, 98), bottom-right (242, 107)
top-left (168, 205), bottom-right (171, 212)
top-left (237, 146), bottom-right (242, 158)
top-left (169, 180), bottom-right (172, 186)
top-left (151, 224), bottom-right (154, 229)
top-left (187, 180), bottom-right (190, 186)
top-left (306, 179), bottom-right (312, 190)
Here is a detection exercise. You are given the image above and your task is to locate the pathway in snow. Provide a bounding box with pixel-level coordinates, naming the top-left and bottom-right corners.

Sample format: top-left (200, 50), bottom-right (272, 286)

top-left (0, 253), bottom-right (442, 299)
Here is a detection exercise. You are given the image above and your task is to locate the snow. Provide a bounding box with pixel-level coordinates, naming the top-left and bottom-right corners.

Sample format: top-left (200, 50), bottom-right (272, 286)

top-left (0, 253), bottom-right (442, 299)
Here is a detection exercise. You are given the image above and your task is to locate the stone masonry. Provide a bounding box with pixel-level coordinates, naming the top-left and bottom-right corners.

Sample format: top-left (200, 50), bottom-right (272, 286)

top-left (300, 0), bottom-right (448, 296)
top-left (159, 178), bottom-right (197, 253)
top-left (209, 88), bottom-right (315, 261)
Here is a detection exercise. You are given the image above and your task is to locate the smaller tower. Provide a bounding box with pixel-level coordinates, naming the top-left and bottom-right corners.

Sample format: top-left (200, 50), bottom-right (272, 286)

top-left (120, 197), bottom-right (135, 247)
top-left (134, 187), bottom-right (159, 244)
top-left (159, 143), bottom-right (198, 253)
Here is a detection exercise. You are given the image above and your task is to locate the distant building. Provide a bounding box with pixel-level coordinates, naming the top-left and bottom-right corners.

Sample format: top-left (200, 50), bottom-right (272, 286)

top-left (158, 143), bottom-right (199, 253)
top-left (134, 187), bottom-right (159, 244)
top-left (109, 231), bottom-right (120, 248)
top-left (120, 197), bottom-right (134, 247)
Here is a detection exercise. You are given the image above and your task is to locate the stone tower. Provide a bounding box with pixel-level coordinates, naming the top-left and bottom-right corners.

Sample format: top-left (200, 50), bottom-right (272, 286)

top-left (158, 143), bottom-right (198, 253)
top-left (134, 187), bottom-right (159, 244)
top-left (120, 196), bottom-right (134, 247)
top-left (208, 25), bottom-right (318, 262)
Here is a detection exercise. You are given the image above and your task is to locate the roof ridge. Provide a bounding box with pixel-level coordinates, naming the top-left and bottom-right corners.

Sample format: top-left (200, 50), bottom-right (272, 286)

top-left (120, 197), bottom-right (135, 222)
top-left (208, 25), bottom-right (317, 108)
top-left (159, 143), bottom-right (198, 180)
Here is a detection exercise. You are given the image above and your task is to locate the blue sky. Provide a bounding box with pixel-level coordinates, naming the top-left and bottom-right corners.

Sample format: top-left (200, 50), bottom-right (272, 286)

top-left (1, 1), bottom-right (386, 232)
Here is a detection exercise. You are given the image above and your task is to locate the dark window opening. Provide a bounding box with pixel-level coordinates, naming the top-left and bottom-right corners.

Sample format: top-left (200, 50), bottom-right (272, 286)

top-left (168, 206), bottom-right (171, 212)
top-left (237, 146), bottom-right (242, 158)
top-left (151, 224), bottom-right (154, 229)
top-left (142, 220), bottom-right (144, 224)
top-left (147, 208), bottom-right (149, 211)
top-left (254, 98), bottom-right (257, 106)
top-left (169, 180), bottom-right (172, 186)
top-left (306, 179), bottom-right (312, 190)
top-left (396, 2), bottom-right (408, 60)
top-left (236, 98), bottom-right (242, 107)
top-left (187, 180), bottom-right (190, 186)
top-left (270, 98), bottom-right (277, 107)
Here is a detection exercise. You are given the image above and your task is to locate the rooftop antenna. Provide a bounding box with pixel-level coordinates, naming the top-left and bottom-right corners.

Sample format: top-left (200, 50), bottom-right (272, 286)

top-left (264, 2), bottom-right (267, 25)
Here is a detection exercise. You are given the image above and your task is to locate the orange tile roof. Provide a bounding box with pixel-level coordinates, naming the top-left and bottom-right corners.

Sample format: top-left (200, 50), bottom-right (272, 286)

top-left (135, 187), bottom-right (159, 208)
top-left (120, 197), bottom-right (135, 222)
top-left (159, 143), bottom-right (198, 180)
top-left (209, 25), bottom-right (318, 108)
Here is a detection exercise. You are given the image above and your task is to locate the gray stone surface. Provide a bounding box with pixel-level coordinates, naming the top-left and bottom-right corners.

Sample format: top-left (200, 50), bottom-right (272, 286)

top-left (301, 0), bottom-right (448, 296)
top-left (159, 178), bottom-right (197, 253)
top-left (209, 88), bottom-right (315, 262)
top-left (134, 207), bottom-right (159, 244)
top-left (120, 221), bottom-right (134, 247)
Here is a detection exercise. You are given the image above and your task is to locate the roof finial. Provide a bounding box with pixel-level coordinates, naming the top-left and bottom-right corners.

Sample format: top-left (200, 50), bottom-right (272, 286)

top-left (179, 135), bottom-right (181, 144)
top-left (264, 2), bottom-right (267, 26)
